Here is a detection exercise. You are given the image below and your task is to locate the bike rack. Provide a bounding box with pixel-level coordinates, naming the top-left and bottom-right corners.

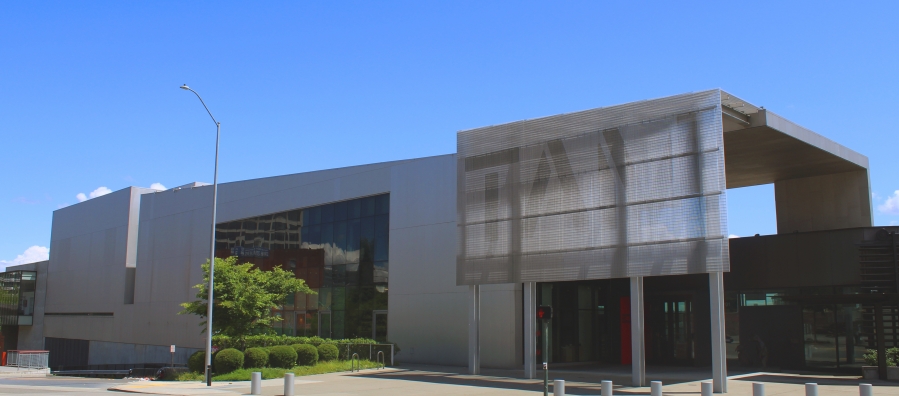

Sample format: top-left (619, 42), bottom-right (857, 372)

top-left (376, 351), bottom-right (385, 369)
top-left (351, 353), bottom-right (360, 373)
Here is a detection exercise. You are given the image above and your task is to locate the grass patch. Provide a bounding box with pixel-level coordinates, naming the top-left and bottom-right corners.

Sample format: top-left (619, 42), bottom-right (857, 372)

top-left (174, 359), bottom-right (383, 381)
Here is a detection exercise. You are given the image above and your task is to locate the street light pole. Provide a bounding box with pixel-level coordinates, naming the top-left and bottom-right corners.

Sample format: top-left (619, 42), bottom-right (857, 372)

top-left (180, 84), bottom-right (220, 387)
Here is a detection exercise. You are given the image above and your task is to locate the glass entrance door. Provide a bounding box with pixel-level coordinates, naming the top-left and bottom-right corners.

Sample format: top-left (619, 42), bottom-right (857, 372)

top-left (373, 310), bottom-right (388, 342)
top-left (649, 297), bottom-right (694, 364)
top-left (319, 311), bottom-right (332, 339)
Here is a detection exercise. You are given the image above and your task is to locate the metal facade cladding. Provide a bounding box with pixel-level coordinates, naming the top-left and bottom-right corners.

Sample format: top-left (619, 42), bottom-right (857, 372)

top-left (457, 90), bottom-right (729, 285)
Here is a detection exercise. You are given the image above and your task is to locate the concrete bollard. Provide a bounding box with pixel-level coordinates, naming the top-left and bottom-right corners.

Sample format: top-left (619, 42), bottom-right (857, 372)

top-left (650, 381), bottom-right (662, 396)
top-left (701, 381), bottom-right (713, 396)
top-left (752, 382), bottom-right (765, 396)
top-left (284, 372), bottom-right (295, 396)
top-left (602, 380), bottom-right (613, 396)
top-left (553, 379), bottom-right (565, 396)
top-left (859, 383), bottom-right (873, 396)
top-left (805, 383), bottom-right (818, 396)
top-left (250, 372), bottom-right (262, 395)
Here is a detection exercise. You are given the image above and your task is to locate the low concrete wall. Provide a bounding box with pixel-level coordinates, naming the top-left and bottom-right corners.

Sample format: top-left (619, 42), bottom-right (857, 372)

top-left (87, 340), bottom-right (201, 365)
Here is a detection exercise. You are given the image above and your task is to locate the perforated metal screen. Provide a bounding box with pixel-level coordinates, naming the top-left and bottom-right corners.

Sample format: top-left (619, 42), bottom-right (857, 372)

top-left (457, 90), bottom-right (729, 285)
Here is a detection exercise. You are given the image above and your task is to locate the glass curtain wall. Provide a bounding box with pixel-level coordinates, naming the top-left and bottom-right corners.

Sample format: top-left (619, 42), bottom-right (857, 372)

top-left (725, 287), bottom-right (867, 370)
top-left (0, 271), bottom-right (36, 326)
top-left (215, 194), bottom-right (389, 340)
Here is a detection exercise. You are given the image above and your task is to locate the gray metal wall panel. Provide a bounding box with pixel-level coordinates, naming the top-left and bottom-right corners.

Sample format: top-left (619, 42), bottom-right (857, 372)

top-left (457, 90), bottom-right (730, 285)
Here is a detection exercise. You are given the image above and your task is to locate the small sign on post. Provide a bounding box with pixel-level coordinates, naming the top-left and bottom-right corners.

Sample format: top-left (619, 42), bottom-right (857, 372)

top-left (170, 345), bottom-right (176, 368)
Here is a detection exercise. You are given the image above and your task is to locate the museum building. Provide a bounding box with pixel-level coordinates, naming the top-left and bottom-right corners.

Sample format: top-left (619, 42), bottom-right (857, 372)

top-left (2, 90), bottom-right (896, 386)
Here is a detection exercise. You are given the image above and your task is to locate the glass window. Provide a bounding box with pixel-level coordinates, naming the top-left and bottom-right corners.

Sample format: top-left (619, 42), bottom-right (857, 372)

top-left (321, 204), bottom-right (334, 224)
top-left (374, 261), bottom-right (388, 284)
top-left (334, 221), bottom-right (347, 265)
top-left (348, 199), bottom-right (361, 219)
top-left (333, 287), bottom-right (346, 310)
top-left (321, 223), bottom-right (334, 265)
top-left (374, 214), bottom-right (389, 262)
top-left (258, 215), bottom-right (272, 231)
top-left (361, 196), bottom-right (375, 217)
top-left (332, 264), bottom-right (346, 286)
top-left (334, 201), bottom-right (348, 222)
top-left (376, 194), bottom-right (390, 215)
top-left (214, 194), bottom-right (388, 343)
top-left (361, 217), bottom-right (375, 263)
top-left (332, 310), bottom-right (345, 339)
top-left (288, 210), bottom-right (301, 229)
top-left (306, 289), bottom-right (319, 310)
top-left (305, 207), bottom-right (321, 226)
top-left (346, 263), bottom-right (359, 286)
top-left (347, 219), bottom-right (361, 264)
top-left (318, 287), bottom-right (332, 310)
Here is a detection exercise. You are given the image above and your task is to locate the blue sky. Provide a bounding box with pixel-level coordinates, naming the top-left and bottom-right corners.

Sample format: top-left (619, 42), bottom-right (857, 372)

top-left (2, 1), bottom-right (897, 267)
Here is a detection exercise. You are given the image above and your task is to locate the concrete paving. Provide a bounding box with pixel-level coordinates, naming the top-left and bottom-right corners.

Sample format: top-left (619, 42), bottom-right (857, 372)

top-left (103, 365), bottom-right (898, 396)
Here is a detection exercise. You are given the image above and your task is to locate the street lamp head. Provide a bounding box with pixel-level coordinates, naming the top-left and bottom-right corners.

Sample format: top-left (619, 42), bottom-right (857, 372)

top-left (180, 84), bottom-right (190, 90)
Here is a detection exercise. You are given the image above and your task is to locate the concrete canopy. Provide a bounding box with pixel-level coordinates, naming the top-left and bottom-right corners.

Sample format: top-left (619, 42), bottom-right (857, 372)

top-left (719, 91), bottom-right (872, 233)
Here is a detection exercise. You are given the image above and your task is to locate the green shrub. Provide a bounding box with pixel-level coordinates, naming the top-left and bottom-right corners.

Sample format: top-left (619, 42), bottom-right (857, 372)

top-left (212, 335), bottom-right (381, 350)
top-left (214, 348), bottom-right (244, 374)
top-left (188, 351), bottom-right (206, 373)
top-left (293, 344), bottom-right (318, 366)
top-left (317, 344), bottom-right (339, 361)
top-left (269, 345), bottom-right (297, 368)
top-left (864, 348), bottom-right (899, 366)
top-left (244, 347), bottom-right (269, 368)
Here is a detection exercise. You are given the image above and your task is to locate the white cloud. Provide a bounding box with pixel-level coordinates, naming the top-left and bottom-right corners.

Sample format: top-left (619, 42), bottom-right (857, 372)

top-left (150, 183), bottom-right (166, 191)
top-left (0, 246), bottom-right (49, 270)
top-left (728, 234), bottom-right (740, 239)
top-left (76, 186), bottom-right (113, 202)
top-left (90, 186), bottom-right (112, 198)
top-left (878, 190), bottom-right (899, 215)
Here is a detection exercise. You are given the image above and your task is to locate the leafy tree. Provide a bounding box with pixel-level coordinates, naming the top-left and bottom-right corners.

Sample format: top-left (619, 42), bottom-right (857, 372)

top-left (179, 256), bottom-right (314, 337)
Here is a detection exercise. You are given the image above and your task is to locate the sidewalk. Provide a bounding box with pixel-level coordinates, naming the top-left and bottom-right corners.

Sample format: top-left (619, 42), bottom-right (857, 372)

top-left (108, 366), bottom-right (898, 396)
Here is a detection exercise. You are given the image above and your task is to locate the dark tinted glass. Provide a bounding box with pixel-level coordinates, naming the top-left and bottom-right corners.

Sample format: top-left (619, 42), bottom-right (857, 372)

top-left (345, 263), bottom-right (359, 286)
top-left (361, 196), bottom-right (375, 217)
top-left (374, 261), bottom-right (388, 284)
top-left (376, 194), bottom-right (390, 215)
top-left (321, 223), bottom-right (334, 265)
top-left (258, 216), bottom-right (272, 231)
top-left (334, 221), bottom-right (347, 265)
top-left (346, 219), bottom-right (360, 263)
top-left (287, 210), bottom-right (301, 229)
top-left (214, 194), bottom-right (388, 344)
top-left (334, 201), bottom-right (348, 221)
top-left (374, 214), bottom-right (389, 261)
top-left (320, 204), bottom-right (334, 224)
top-left (332, 264), bottom-right (346, 286)
top-left (347, 199), bottom-right (361, 219)
top-left (333, 286), bottom-right (346, 310)
top-left (272, 212), bottom-right (287, 230)
top-left (361, 217), bottom-right (375, 263)
top-left (305, 207), bottom-right (320, 225)
top-left (332, 309), bottom-right (345, 339)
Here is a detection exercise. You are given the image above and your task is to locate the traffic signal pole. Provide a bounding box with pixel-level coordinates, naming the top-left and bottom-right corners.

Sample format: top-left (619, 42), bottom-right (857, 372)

top-left (543, 319), bottom-right (549, 396)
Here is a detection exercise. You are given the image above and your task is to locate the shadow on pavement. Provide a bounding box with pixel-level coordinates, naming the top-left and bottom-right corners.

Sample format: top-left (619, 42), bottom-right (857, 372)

top-left (734, 374), bottom-right (898, 387)
top-left (355, 369), bottom-right (611, 395)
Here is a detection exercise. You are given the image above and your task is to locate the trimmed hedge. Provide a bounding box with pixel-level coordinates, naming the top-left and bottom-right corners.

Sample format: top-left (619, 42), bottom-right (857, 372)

top-left (187, 351), bottom-right (206, 373)
top-left (269, 345), bottom-right (297, 368)
top-left (214, 348), bottom-right (244, 374)
top-left (293, 344), bottom-right (319, 366)
top-left (317, 344), bottom-right (339, 362)
top-left (244, 347), bottom-right (269, 368)
top-left (213, 335), bottom-right (380, 350)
